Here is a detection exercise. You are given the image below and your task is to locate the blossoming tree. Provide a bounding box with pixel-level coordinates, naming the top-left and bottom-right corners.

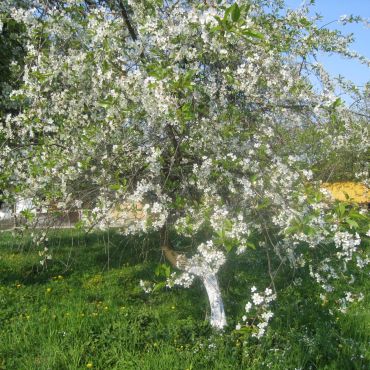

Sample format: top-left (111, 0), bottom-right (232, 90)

top-left (1, 0), bottom-right (369, 330)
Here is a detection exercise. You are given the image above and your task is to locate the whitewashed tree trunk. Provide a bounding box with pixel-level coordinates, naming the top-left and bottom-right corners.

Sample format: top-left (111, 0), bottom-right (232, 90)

top-left (161, 229), bottom-right (227, 330)
top-left (201, 273), bottom-right (227, 329)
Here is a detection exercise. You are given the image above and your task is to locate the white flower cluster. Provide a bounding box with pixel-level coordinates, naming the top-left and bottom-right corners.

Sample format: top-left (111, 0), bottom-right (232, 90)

top-left (39, 246), bottom-right (52, 266)
top-left (186, 241), bottom-right (226, 277)
top-left (308, 228), bottom-right (368, 300)
top-left (166, 272), bottom-right (195, 289)
top-left (139, 279), bottom-right (154, 294)
top-left (208, 206), bottom-right (251, 253)
top-left (334, 231), bottom-right (361, 262)
top-left (166, 241), bottom-right (226, 288)
top-left (236, 286), bottom-right (276, 339)
top-left (337, 291), bottom-right (364, 313)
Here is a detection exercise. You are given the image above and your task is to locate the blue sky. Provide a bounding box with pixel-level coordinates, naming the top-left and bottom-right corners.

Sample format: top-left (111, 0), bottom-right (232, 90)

top-left (285, 0), bottom-right (370, 87)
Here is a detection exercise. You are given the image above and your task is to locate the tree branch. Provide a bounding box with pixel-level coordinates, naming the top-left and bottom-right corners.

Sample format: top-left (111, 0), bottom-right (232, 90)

top-left (117, 0), bottom-right (138, 41)
top-left (160, 225), bottom-right (188, 269)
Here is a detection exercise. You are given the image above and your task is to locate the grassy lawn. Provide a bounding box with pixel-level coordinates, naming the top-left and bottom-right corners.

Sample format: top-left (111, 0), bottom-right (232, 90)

top-left (0, 229), bottom-right (369, 369)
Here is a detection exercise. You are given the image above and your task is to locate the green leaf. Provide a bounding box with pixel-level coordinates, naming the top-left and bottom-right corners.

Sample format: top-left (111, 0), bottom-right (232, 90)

top-left (224, 239), bottom-right (235, 252)
top-left (332, 98), bottom-right (342, 108)
top-left (337, 203), bottom-right (346, 217)
top-left (30, 71), bottom-right (52, 82)
top-left (154, 263), bottom-right (171, 278)
top-left (250, 174), bottom-right (258, 182)
top-left (152, 281), bottom-right (166, 292)
top-left (234, 325), bottom-right (253, 334)
top-left (299, 17), bottom-right (311, 28)
top-left (242, 29), bottom-right (264, 39)
top-left (154, 264), bottom-right (161, 276)
top-left (285, 225), bottom-right (299, 235)
top-left (98, 96), bottom-right (114, 108)
top-left (303, 225), bottom-right (315, 236)
top-left (231, 3), bottom-right (241, 22)
top-left (257, 198), bottom-right (271, 210)
top-left (20, 209), bottom-right (34, 221)
top-left (223, 218), bottom-right (233, 231)
top-left (74, 220), bottom-right (84, 230)
top-left (109, 184), bottom-right (121, 191)
top-left (224, 5), bottom-right (233, 21)
top-left (214, 16), bottom-right (224, 27)
top-left (346, 219), bottom-right (359, 230)
top-left (164, 264), bottom-right (170, 278)
top-left (246, 242), bottom-right (256, 250)
top-left (348, 212), bottom-right (368, 221)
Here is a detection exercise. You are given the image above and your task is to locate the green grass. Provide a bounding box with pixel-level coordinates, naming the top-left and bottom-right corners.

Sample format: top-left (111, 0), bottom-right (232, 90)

top-left (0, 229), bottom-right (369, 369)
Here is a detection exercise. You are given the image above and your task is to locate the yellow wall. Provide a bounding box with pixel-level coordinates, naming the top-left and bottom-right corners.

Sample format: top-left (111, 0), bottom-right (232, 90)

top-left (321, 182), bottom-right (369, 204)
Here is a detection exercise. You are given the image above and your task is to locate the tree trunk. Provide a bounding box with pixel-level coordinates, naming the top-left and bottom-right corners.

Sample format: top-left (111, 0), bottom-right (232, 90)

top-left (201, 273), bottom-right (227, 329)
top-left (160, 226), bottom-right (227, 330)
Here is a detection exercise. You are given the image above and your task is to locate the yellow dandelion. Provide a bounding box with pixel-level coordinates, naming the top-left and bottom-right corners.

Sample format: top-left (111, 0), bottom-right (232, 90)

top-left (86, 362), bottom-right (93, 368)
top-left (46, 288), bottom-right (52, 293)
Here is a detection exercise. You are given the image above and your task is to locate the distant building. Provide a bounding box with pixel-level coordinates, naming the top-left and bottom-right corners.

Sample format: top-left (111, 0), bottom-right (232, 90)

top-left (0, 198), bottom-right (34, 219)
top-left (0, 198), bottom-right (80, 230)
top-left (0, 202), bottom-right (13, 220)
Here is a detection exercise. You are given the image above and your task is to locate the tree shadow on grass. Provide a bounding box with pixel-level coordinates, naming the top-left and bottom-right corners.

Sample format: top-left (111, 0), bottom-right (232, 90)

top-left (0, 229), bottom-right (162, 286)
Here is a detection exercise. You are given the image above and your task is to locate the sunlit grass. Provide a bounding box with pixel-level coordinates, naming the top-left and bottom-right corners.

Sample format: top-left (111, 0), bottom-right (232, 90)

top-left (0, 229), bottom-right (369, 369)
